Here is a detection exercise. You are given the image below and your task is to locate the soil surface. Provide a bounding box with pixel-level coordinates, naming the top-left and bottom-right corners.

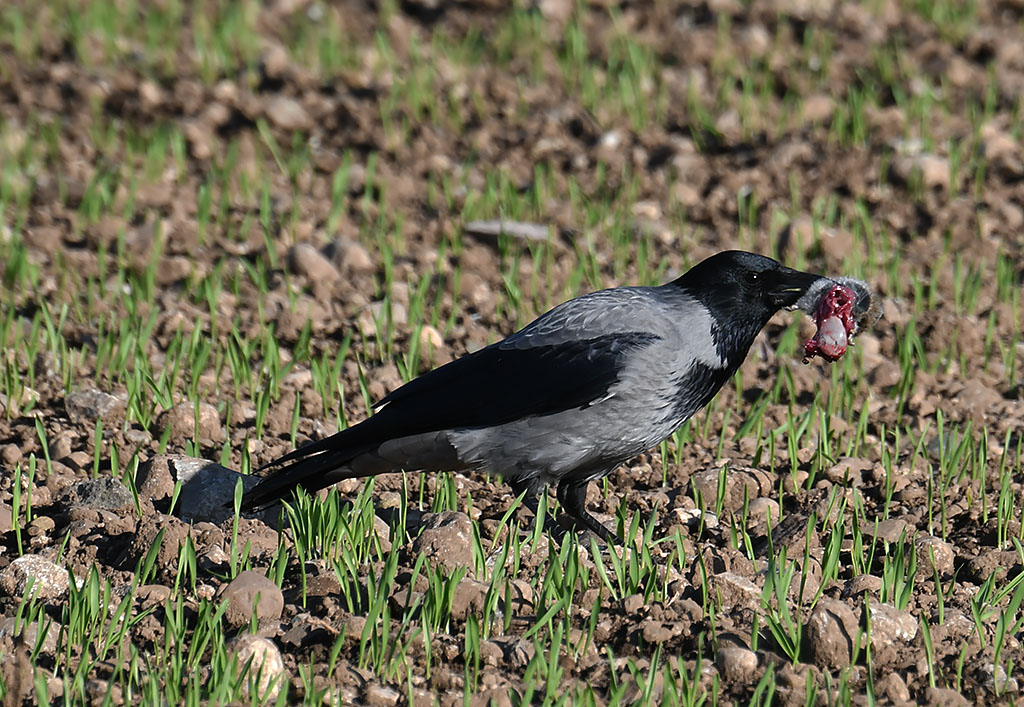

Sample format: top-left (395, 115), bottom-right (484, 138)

top-left (2, 0), bottom-right (1024, 705)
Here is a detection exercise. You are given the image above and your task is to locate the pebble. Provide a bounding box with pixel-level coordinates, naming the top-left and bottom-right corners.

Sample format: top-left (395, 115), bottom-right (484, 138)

top-left (806, 598), bottom-right (859, 669)
top-left (842, 574), bottom-right (883, 598)
top-left (230, 635), bottom-right (286, 700)
top-left (134, 454), bottom-right (261, 524)
top-left (717, 645), bottom-right (759, 684)
top-left (222, 571), bottom-right (285, 629)
top-left (869, 603), bottom-right (917, 647)
top-left (0, 616), bottom-right (58, 656)
top-left (61, 477), bottom-right (135, 512)
top-left (64, 389), bottom-right (126, 426)
top-left (917, 536), bottom-right (954, 573)
top-left (265, 96), bottom-right (312, 132)
top-left (289, 243), bottom-right (340, 283)
top-left (412, 511), bottom-right (475, 573)
top-left (158, 402), bottom-right (223, 444)
top-left (922, 686), bottom-right (969, 706)
top-left (0, 555), bottom-right (69, 602)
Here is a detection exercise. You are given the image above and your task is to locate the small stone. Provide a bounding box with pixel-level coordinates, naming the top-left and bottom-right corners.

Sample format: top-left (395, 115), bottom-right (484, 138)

top-left (222, 571), bottom-right (285, 629)
top-left (803, 94), bottom-right (834, 123)
top-left (864, 518), bottom-right (909, 543)
top-left (0, 502), bottom-right (12, 530)
top-left (868, 603), bottom-right (917, 647)
top-left (27, 516), bottom-right (54, 537)
top-left (640, 618), bottom-right (677, 643)
top-left (806, 598), bottom-right (860, 668)
top-left (139, 80), bottom-right (163, 110)
top-left (708, 572), bottom-right (761, 610)
top-left (329, 238), bottom-right (375, 274)
top-left (747, 497), bottom-right (779, 521)
top-left (262, 44), bottom-right (290, 79)
top-left (716, 645), bottom-right (759, 684)
top-left (173, 458), bottom-right (259, 524)
top-left (917, 535), bottom-right (955, 576)
top-left (982, 661), bottom-right (1018, 693)
top-left (875, 672), bottom-right (910, 704)
top-left (842, 574), bottom-right (883, 598)
top-left (265, 96), bottom-right (311, 132)
top-left (624, 593), bottom-right (645, 614)
top-left (65, 389), bottom-right (126, 426)
top-left (2, 443), bottom-right (22, 466)
top-left (0, 617), bottom-right (58, 656)
top-left (136, 584), bottom-right (172, 608)
top-left (489, 636), bottom-right (535, 670)
top-left (412, 511), bottom-right (474, 573)
top-left (450, 579), bottom-right (489, 620)
top-left (61, 477), bottom-right (135, 512)
top-left (893, 154), bottom-right (950, 191)
top-left (230, 635), bottom-right (286, 701)
top-left (134, 456), bottom-right (177, 503)
top-left (364, 683), bottom-right (400, 707)
top-left (0, 555), bottom-right (69, 602)
top-left (158, 401), bottom-right (223, 444)
top-left (289, 243), bottom-right (340, 283)
top-left (922, 686), bottom-right (969, 707)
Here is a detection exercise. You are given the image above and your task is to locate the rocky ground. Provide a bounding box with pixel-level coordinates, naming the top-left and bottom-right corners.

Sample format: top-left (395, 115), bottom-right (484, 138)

top-left (1, 0), bottom-right (1024, 704)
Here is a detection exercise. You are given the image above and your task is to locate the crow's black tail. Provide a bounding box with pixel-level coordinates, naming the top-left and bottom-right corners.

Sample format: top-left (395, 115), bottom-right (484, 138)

top-left (239, 418), bottom-right (393, 511)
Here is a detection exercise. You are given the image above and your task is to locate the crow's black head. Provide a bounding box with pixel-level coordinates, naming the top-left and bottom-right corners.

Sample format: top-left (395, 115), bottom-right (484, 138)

top-left (672, 250), bottom-right (825, 362)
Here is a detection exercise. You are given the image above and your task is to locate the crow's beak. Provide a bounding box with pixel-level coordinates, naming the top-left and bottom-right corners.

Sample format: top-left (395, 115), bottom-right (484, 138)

top-left (768, 267), bottom-right (826, 309)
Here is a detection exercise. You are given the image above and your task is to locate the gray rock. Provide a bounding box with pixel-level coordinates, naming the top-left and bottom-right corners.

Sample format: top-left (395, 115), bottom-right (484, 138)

top-left (875, 672), bottom-right (910, 704)
top-left (450, 578), bottom-right (489, 621)
top-left (135, 455), bottom-right (260, 523)
top-left (230, 635), bottom-right (286, 700)
top-left (264, 96), bottom-right (311, 132)
top-left (863, 518), bottom-right (909, 543)
top-left (0, 555), bottom-right (68, 602)
top-left (158, 402), bottom-right (223, 444)
top-left (868, 603), bottom-right (917, 646)
top-left (488, 636), bottom-right (536, 670)
top-left (806, 598), bottom-right (860, 669)
top-left (917, 535), bottom-right (955, 576)
top-left (715, 645), bottom-right (759, 684)
top-left (982, 661), bottom-right (1018, 694)
top-left (364, 683), bottom-right (401, 707)
top-left (222, 571), bottom-right (284, 629)
top-left (0, 502), bottom-right (12, 531)
top-left (412, 511), bottom-right (475, 573)
top-left (842, 574), bottom-right (883, 599)
top-left (65, 389), bottom-right (126, 426)
top-left (61, 477), bottom-right (135, 512)
top-left (922, 686), bottom-right (969, 707)
top-left (0, 617), bottom-right (58, 656)
top-left (708, 572), bottom-right (761, 610)
top-left (289, 243), bottom-right (340, 283)
top-left (327, 238), bottom-right (375, 275)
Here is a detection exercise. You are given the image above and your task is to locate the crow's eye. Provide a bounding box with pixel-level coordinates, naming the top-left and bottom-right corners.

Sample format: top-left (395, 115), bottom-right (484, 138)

top-left (746, 272), bottom-right (760, 285)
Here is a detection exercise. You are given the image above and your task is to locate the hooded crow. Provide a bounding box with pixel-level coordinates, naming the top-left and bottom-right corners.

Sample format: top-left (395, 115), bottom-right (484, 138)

top-left (242, 250), bottom-right (864, 543)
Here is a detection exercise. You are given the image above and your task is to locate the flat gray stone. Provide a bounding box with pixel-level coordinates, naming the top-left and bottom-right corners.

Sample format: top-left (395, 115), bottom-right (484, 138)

top-left (62, 477), bottom-right (134, 512)
top-left (0, 555), bottom-right (68, 602)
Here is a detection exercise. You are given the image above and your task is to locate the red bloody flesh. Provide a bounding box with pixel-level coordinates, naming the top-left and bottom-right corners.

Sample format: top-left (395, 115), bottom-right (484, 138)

top-left (804, 284), bottom-right (857, 362)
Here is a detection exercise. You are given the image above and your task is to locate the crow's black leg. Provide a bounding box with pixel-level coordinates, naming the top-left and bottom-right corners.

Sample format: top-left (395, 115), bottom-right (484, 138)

top-left (508, 477), bottom-right (563, 538)
top-left (556, 479), bottom-right (622, 545)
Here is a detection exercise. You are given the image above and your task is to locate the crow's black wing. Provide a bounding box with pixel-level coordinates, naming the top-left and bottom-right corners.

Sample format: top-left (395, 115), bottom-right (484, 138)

top-left (240, 331), bottom-right (661, 510)
top-left (374, 331), bottom-right (661, 432)
top-left (256, 331), bottom-right (660, 470)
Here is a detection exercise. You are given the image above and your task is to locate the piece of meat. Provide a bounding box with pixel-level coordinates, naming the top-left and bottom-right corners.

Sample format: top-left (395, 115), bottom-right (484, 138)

top-left (803, 284), bottom-right (857, 362)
